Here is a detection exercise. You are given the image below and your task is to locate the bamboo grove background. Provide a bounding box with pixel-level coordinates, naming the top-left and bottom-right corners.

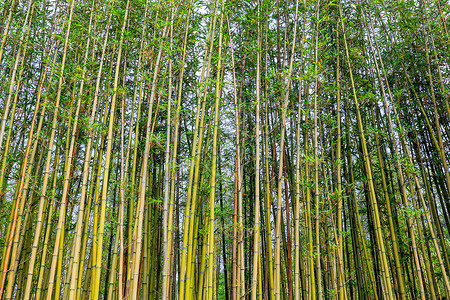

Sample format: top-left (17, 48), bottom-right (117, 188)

top-left (0, 0), bottom-right (449, 298)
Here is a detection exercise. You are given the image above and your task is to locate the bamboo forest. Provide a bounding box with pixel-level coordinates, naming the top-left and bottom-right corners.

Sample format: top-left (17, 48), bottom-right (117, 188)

top-left (1, 0), bottom-right (450, 298)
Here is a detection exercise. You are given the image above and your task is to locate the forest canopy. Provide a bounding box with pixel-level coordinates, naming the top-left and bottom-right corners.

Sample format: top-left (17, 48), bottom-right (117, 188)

top-left (0, 0), bottom-right (450, 299)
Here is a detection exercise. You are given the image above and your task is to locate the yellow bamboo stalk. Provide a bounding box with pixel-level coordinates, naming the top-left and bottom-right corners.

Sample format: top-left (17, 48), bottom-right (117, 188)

top-left (274, 1), bottom-right (299, 299)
